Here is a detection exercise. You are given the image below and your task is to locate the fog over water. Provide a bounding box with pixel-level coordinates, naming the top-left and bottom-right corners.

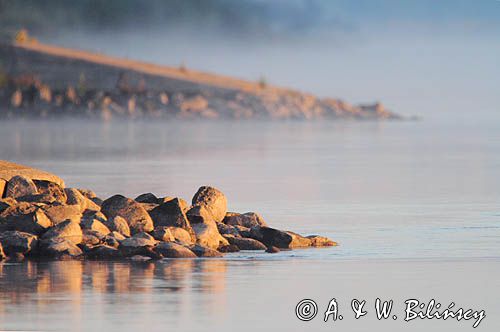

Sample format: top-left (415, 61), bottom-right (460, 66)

top-left (40, 0), bottom-right (500, 120)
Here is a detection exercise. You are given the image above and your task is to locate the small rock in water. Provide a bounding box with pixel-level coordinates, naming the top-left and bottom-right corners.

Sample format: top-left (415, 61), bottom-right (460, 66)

top-left (266, 246), bottom-right (280, 253)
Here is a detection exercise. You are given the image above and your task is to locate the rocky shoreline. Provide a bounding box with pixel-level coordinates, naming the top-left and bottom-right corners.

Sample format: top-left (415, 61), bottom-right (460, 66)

top-left (0, 160), bottom-right (336, 262)
top-left (0, 41), bottom-right (400, 120)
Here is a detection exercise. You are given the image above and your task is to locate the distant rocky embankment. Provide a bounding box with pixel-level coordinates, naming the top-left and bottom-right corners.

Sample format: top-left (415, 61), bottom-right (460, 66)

top-left (0, 160), bottom-right (336, 261)
top-left (0, 41), bottom-right (400, 120)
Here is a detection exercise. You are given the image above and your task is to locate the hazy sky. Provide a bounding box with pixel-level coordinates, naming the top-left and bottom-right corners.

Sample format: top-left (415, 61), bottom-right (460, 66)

top-left (42, 0), bottom-right (500, 119)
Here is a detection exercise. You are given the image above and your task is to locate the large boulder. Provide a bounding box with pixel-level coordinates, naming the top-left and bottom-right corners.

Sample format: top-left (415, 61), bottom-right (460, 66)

top-left (0, 231), bottom-right (39, 255)
top-left (260, 227), bottom-right (313, 249)
top-left (65, 188), bottom-right (100, 212)
top-left (187, 205), bottom-right (229, 249)
top-left (41, 220), bottom-right (83, 244)
top-left (101, 195), bottom-right (154, 234)
top-left (191, 186), bottom-right (227, 222)
top-left (41, 204), bottom-right (82, 225)
top-left (149, 198), bottom-right (192, 230)
top-left (154, 242), bottom-right (197, 258)
top-left (5, 175), bottom-right (38, 198)
top-left (0, 202), bottom-right (52, 235)
top-left (102, 215), bottom-right (131, 237)
top-left (223, 212), bottom-right (267, 228)
top-left (223, 234), bottom-right (267, 250)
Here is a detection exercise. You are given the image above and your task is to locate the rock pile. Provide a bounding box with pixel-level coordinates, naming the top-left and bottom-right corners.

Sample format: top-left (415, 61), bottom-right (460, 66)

top-left (0, 162), bottom-right (336, 261)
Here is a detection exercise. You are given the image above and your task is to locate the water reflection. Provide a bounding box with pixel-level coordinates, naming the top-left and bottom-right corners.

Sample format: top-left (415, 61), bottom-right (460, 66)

top-left (0, 259), bottom-right (227, 303)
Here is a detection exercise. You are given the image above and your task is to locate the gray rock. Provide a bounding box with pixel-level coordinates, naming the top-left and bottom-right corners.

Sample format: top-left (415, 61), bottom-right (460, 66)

top-left (223, 234), bottom-right (267, 250)
top-left (260, 227), bottom-right (312, 249)
top-left (41, 203), bottom-right (82, 225)
top-left (307, 235), bottom-right (337, 247)
top-left (191, 186), bottom-right (227, 222)
top-left (266, 246), bottom-right (280, 253)
top-left (101, 194), bottom-right (154, 234)
top-left (135, 193), bottom-right (159, 204)
top-left (216, 222), bottom-right (240, 236)
top-left (0, 202), bottom-right (52, 235)
top-left (151, 226), bottom-right (175, 242)
top-left (218, 244), bottom-right (240, 253)
top-left (119, 234), bottom-right (158, 256)
top-left (167, 226), bottom-right (194, 245)
top-left (40, 238), bottom-right (83, 259)
top-left (189, 244), bottom-right (223, 257)
top-left (41, 219), bottom-right (83, 244)
top-left (5, 175), bottom-right (38, 199)
top-left (187, 205), bottom-right (229, 249)
top-left (223, 212), bottom-right (267, 228)
top-left (149, 197), bottom-right (192, 231)
top-left (82, 230), bottom-right (102, 246)
top-left (33, 180), bottom-right (67, 204)
top-left (81, 218), bottom-right (111, 235)
top-left (103, 215), bottom-right (130, 237)
top-left (86, 244), bottom-right (122, 260)
top-left (0, 231), bottom-right (39, 255)
top-left (65, 188), bottom-right (100, 213)
top-left (77, 188), bottom-right (97, 199)
top-left (0, 197), bottom-right (17, 213)
top-left (154, 242), bottom-right (197, 258)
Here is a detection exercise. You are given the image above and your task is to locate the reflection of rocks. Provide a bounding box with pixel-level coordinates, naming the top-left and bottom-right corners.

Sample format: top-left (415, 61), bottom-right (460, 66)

top-left (0, 160), bottom-right (336, 261)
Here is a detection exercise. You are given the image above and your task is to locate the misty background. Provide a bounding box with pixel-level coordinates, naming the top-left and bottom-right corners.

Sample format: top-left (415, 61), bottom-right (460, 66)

top-left (1, 0), bottom-right (499, 119)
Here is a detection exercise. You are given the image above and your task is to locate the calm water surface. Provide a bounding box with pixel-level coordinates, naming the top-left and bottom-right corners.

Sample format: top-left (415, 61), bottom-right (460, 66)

top-left (0, 118), bottom-right (499, 331)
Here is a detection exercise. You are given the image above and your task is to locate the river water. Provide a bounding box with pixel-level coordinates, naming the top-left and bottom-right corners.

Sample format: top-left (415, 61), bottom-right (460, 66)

top-left (0, 118), bottom-right (499, 331)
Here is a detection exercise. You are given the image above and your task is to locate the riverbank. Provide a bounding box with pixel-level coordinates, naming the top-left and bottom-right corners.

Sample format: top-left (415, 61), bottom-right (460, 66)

top-left (0, 41), bottom-right (400, 120)
top-left (0, 160), bottom-right (336, 261)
